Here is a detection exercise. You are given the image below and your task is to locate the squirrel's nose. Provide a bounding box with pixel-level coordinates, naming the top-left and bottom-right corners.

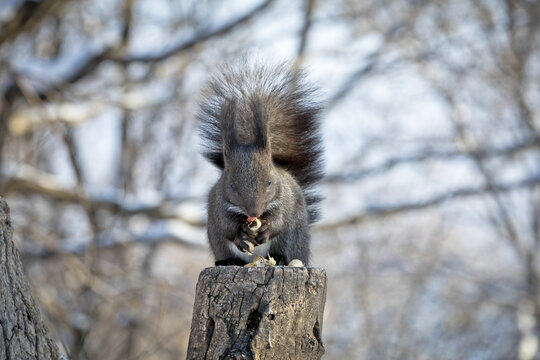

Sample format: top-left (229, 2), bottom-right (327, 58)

top-left (243, 194), bottom-right (264, 219)
top-left (245, 204), bottom-right (263, 219)
top-left (247, 211), bottom-right (262, 219)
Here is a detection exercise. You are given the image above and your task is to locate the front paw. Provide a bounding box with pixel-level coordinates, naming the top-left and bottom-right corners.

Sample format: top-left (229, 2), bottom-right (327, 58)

top-left (252, 221), bottom-right (271, 245)
top-left (240, 220), bottom-right (270, 246)
top-left (234, 224), bottom-right (257, 254)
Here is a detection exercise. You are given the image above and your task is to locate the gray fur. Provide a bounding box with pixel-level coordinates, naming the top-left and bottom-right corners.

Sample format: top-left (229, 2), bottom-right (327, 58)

top-left (199, 62), bottom-right (323, 266)
top-left (207, 168), bottom-right (310, 265)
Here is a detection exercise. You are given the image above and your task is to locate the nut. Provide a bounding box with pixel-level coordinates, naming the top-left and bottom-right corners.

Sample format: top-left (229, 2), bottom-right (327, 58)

top-left (243, 240), bottom-right (255, 254)
top-left (287, 259), bottom-right (304, 267)
top-left (248, 218), bottom-right (262, 234)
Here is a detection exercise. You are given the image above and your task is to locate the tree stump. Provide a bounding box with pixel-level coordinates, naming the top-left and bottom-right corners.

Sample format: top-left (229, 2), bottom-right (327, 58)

top-left (0, 198), bottom-right (60, 359)
top-left (186, 266), bottom-right (327, 360)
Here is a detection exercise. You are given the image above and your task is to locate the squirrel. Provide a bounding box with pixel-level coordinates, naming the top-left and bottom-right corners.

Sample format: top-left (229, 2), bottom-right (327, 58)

top-left (198, 62), bottom-right (323, 266)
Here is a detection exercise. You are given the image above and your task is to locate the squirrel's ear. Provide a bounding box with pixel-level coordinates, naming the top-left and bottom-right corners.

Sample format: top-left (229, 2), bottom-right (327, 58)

top-left (221, 99), bottom-right (238, 156)
top-left (249, 99), bottom-right (269, 151)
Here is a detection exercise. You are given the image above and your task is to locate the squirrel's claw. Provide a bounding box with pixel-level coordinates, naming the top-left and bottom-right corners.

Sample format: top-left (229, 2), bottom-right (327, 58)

top-left (232, 235), bottom-right (254, 254)
top-left (234, 224), bottom-right (257, 253)
top-left (234, 219), bottom-right (270, 250)
top-left (253, 220), bottom-right (270, 245)
top-left (242, 219), bottom-right (270, 246)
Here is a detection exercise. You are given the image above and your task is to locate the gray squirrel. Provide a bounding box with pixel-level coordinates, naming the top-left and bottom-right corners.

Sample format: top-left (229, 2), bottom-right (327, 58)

top-left (198, 63), bottom-right (323, 266)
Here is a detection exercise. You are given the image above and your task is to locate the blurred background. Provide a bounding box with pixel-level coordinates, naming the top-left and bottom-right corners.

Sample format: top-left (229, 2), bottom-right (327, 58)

top-left (1, 0), bottom-right (539, 359)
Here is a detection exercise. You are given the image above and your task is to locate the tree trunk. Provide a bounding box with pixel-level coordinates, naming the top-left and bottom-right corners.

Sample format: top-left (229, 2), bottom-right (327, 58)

top-left (0, 198), bottom-right (60, 360)
top-left (186, 266), bottom-right (327, 360)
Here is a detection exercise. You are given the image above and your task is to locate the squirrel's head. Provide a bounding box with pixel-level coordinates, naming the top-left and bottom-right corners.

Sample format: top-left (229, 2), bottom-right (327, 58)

top-left (220, 98), bottom-right (277, 218)
top-left (222, 147), bottom-right (277, 218)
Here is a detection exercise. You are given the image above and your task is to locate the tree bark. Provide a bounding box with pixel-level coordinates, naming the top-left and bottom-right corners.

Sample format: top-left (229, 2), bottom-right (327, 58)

top-left (0, 198), bottom-right (60, 359)
top-left (186, 266), bottom-right (327, 360)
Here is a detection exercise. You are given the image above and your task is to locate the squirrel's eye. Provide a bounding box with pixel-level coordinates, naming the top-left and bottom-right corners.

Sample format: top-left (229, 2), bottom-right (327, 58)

top-left (267, 180), bottom-right (272, 186)
top-left (231, 184), bottom-right (236, 190)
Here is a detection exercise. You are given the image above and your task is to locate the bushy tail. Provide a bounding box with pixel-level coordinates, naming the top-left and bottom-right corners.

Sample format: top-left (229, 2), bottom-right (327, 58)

top-left (197, 62), bottom-right (324, 223)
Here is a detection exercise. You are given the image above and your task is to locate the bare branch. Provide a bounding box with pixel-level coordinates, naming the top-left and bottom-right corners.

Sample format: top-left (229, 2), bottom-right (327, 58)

top-left (533, 185), bottom-right (540, 247)
top-left (327, 48), bottom-right (382, 108)
top-left (316, 174), bottom-right (540, 231)
top-left (121, 0), bottom-right (136, 46)
top-left (0, 165), bottom-right (205, 226)
top-left (0, 0), bottom-right (69, 45)
top-left (296, 0), bottom-right (316, 65)
top-left (326, 137), bottom-right (540, 184)
top-left (117, 0), bottom-right (274, 64)
top-left (21, 223), bottom-right (206, 260)
top-left (5, 0), bottom-right (273, 103)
